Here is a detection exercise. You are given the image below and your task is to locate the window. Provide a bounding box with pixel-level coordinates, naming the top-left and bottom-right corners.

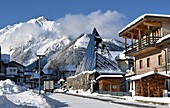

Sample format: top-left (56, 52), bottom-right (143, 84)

top-left (104, 84), bottom-right (110, 91)
top-left (139, 60), bottom-right (142, 69)
top-left (10, 68), bottom-right (13, 72)
top-left (147, 58), bottom-right (150, 67)
top-left (112, 84), bottom-right (117, 91)
top-left (158, 55), bottom-right (162, 65)
top-left (135, 83), bottom-right (139, 93)
top-left (166, 79), bottom-right (170, 91)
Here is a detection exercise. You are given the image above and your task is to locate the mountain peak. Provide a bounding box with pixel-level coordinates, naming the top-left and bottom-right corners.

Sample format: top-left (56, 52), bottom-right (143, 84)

top-left (28, 16), bottom-right (48, 24)
top-left (36, 16), bottom-right (47, 21)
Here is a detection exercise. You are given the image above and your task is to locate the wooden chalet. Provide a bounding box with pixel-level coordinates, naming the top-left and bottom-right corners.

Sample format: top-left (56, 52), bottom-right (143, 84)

top-left (6, 61), bottom-right (25, 85)
top-left (119, 14), bottom-right (170, 97)
top-left (96, 75), bottom-right (123, 92)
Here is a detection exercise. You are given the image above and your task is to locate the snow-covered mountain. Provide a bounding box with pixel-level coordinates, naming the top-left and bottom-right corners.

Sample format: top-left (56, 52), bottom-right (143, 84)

top-left (45, 33), bottom-right (125, 69)
top-left (0, 16), bottom-right (71, 66)
top-left (0, 16), bottom-right (125, 68)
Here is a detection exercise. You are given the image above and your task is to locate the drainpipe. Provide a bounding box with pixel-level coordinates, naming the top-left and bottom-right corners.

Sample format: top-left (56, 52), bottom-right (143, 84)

top-left (162, 49), bottom-right (168, 74)
top-left (156, 43), bottom-right (168, 74)
top-left (134, 57), bottom-right (136, 75)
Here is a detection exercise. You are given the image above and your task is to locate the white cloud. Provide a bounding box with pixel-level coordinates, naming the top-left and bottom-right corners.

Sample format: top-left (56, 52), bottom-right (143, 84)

top-left (55, 10), bottom-right (126, 40)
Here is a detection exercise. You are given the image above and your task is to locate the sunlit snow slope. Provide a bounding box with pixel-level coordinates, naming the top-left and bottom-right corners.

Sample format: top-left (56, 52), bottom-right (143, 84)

top-left (0, 17), bottom-right (71, 66)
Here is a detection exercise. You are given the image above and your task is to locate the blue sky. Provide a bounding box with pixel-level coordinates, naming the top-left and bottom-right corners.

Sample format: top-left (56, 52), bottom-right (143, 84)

top-left (1, 0), bottom-right (170, 32)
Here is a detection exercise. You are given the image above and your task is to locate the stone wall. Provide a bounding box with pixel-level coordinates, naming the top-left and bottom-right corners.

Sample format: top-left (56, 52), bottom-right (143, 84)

top-left (66, 72), bottom-right (96, 91)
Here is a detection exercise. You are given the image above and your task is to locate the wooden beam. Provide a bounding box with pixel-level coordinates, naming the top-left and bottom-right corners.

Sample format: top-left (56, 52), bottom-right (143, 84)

top-left (143, 22), bottom-right (161, 27)
top-left (135, 26), bottom-right (148, 31)
top-left (130, 33), bottom-right (134, 45)
top-left (138, 29), bottom-right (141, 40)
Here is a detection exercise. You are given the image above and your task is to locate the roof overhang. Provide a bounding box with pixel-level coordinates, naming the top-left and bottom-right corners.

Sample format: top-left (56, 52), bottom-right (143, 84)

top-left (96, 75), bottom-right (123, 81)
top-left (119, 14), bottom-right (170, 39)
top-left (127, 71), bottom-right (170, 81)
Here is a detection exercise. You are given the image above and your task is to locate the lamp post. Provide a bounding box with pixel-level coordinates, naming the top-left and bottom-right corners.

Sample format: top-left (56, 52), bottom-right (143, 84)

top-left (37, 54), bottom-right (44, 95)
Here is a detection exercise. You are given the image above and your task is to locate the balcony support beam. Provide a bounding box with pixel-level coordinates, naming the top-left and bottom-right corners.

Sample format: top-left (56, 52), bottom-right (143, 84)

top-left (143, 22), bottom-right (161, 27)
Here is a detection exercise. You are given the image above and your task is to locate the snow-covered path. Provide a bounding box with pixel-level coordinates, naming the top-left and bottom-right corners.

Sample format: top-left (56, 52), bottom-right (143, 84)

top-left (46, 93), bottom-right (136, 108)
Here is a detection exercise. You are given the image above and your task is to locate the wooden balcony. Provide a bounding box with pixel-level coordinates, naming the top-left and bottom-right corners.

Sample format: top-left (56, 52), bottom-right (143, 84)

top-left (126, 36), bottom-right (162, 56)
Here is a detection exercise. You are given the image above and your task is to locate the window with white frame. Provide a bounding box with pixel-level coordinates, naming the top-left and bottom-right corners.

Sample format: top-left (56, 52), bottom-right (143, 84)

top-left (6, 67), bottom-right (18, 75)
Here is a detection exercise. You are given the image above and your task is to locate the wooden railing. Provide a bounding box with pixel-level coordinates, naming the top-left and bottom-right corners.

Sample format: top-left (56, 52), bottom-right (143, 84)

top-left (126, 36), bottom-right (161, 54)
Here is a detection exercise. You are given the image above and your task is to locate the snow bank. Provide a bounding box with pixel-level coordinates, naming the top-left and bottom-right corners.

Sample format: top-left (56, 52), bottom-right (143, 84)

top-left (0, 79), bottom-right (52, 108)
top-left (0, 79), bottom-right (26, 95)
top-left (7, 90), bottom-right (51, 108)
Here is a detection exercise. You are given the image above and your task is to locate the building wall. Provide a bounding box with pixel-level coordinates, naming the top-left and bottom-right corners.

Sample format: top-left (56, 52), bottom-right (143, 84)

top-left (66, 73), bottom-right (96, 91)
top-left (98, 77), bottom-right (121, 92)
top-left (117, 60), bottom-right (129, 72)
top-left (162, 22), bottom-right (170, 36)
top-left (134, 74), bottom-right (168, 97)
top-left (0, 62), bottom-right (6, 79)
top-left (135, 48), bottom-right (166, 75)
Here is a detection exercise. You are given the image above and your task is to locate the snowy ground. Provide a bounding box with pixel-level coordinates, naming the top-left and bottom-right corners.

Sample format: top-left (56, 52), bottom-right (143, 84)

top-left (0, 79), bottom-right (170, 108)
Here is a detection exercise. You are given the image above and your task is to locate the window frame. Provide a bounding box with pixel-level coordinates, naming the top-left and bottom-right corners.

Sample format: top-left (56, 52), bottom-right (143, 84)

top-left (147, 58), bottom-right (150, 68)
top-left (139, 60), bottom-right (143, 69)
top-left (158, 55), bottom-right (162, 66)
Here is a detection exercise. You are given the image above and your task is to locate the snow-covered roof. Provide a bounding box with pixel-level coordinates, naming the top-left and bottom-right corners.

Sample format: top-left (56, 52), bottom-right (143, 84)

top-left (58, 78), bottom-right (65, 82)
top-left (24, 72), bottom-right (32, 76)
top-left (96, 75), bottom-right (123, 80)
top-left (156, 34), bottom-right (170, 44)
top-left (43, 68), bottom-right (55, 75)
top-left (115, 50), bottom-right (133, 60)
top-left (128, 71), bottom-right (170, 80)
top-left (119, 14), bottom-right (170, 34)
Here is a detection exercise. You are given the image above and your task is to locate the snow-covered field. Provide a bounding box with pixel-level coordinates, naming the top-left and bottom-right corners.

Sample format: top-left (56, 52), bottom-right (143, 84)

top-left (0, 79), bottom-right (170, 108)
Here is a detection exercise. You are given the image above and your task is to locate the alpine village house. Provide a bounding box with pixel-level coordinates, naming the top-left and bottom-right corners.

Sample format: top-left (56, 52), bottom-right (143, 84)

top-left (119, 14), bottom-right (170, 97)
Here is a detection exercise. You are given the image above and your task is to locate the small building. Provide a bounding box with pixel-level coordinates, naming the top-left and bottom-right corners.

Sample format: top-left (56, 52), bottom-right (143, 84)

top-left (6, 61), bottom-right (25, 85)
top-left (24, 70), bottom-right (34, 88)
top-left (96, 75), bottom-right (123, 92)
top-left (129, 71), bottom-right (170, 97)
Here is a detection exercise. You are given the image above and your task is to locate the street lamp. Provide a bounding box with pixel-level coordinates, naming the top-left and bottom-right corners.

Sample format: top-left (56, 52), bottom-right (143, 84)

top-left (37, 54), bottom-right (44, 95)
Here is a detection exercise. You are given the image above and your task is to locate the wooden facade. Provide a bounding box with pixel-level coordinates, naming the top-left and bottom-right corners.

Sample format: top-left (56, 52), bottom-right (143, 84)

top-left (134, 73), bottom-right (169, 97)
top-left (98, 77), bottom-right (121, 92)
top-left (96, 75), bottom-right (123, 92)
